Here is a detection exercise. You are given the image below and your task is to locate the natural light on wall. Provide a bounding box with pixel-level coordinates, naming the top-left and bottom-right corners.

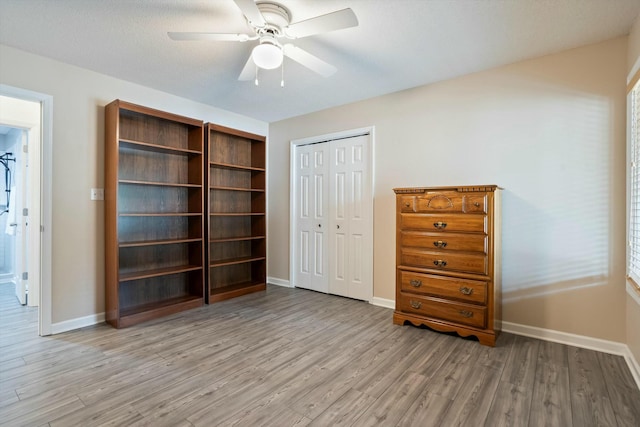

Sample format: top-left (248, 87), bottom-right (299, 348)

top-left (501, 89), bottom-right (610, 302)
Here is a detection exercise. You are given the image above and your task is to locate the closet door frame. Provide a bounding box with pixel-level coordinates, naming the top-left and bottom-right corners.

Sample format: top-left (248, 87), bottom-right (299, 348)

top-left (289, 126), bottom-right (375, 302)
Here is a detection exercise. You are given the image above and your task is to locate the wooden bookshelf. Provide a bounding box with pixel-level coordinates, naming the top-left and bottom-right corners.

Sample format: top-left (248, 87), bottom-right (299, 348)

top-left (205, 123), bottom-right (266, 303)
top-left (105, 100), bottom-right (205, 328)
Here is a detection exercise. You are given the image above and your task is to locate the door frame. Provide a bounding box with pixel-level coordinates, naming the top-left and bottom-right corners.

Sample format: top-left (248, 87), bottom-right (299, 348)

top-left (289, 126), bottom-right (375, 301)
top-left (0, 84), bottom-right (53, 336)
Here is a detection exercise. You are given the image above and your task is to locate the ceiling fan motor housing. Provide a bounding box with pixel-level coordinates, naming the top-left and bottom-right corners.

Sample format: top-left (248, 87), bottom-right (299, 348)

top-left (255, 2), bottom-right (291, 33)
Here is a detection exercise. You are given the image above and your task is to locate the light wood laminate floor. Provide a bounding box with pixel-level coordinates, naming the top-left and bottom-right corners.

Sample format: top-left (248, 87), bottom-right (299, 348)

top-left (1, 283), bottom-right (639, 426)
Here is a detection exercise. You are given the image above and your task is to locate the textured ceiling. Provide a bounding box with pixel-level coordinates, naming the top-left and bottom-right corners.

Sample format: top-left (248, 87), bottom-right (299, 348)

top-left (1, 0), bottom-right (639, 123)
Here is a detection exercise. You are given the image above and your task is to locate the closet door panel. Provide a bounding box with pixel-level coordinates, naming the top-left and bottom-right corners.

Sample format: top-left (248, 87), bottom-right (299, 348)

top-left (329, 135), bottom-right (372, 301)
top-left (294, 144), bottom-right (329, 293)
top-left (330, 163), bottom-right (348, 296)
top-left (348, 137), bottom-right (373, 301)
top-left (295, 148), bottom-right (312, 290)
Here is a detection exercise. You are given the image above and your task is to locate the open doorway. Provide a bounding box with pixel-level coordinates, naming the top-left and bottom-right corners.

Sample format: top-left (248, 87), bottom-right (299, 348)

top-left (0, 85), bottom-right (52, 336)
top-left (0, 127), bottom-right (25, 303)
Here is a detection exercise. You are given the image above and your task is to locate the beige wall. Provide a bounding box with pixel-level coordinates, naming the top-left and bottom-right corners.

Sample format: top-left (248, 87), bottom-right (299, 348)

top-left (0, 44), bottom-right (268, 325)
top-left (269, 37), bottom-right (628, 342)
top-left (627, 17), bottom-right (640, 368)
top-left (628, 15), bottom-right (640, 74)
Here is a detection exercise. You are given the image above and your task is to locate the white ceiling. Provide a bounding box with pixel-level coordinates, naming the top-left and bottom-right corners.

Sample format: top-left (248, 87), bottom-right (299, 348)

top-left (1, 0), bottom-right (639, 123)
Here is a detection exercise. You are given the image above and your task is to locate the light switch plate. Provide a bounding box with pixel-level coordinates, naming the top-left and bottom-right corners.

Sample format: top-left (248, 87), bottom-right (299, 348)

top-left (91, 188), bottom-right (104, 201)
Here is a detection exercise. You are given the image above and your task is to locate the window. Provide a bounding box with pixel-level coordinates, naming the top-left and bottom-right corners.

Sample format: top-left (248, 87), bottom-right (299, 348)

top-left (629, 71), bottom-right (640, 292)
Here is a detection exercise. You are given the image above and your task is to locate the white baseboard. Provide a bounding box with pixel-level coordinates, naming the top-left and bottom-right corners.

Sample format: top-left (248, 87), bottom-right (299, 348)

top-left (371, 297), bottom-right (394, 309)
top-left (624, 346), bottom-right (640, 391)
top-left (502, 321), bottom-right (640, 390)
top-left (502, 321), bottom-right (628, 354)
top-left (267, 277), bottom-right (293, 288)
top-left (51, 312), bottom-right (105, 334)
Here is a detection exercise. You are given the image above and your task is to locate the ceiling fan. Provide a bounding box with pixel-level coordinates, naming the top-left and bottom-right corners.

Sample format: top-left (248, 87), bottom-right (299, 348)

top-left (168, 0), bottom-right (358, 82)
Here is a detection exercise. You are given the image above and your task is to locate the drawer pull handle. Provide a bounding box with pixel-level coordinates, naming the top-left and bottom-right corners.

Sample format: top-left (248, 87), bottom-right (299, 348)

top-left (405, 202), bottom-right (411, 207)
top-left (410, 300), bottom-right (422, 309)
top-left (433, 240), bottom-right (447, 248)
top-left (409, 279), bottom-right (422, 288)
top-left (433, 260), bottom-right (447, 267)
top-left (433, 221), bottom-right (447, 229)
top-left (459, 286), bottom-right (473, 295)
top-left (459, 310), bottom-right (473, 318)
top-left (474, 202), bottom-right (480, 207)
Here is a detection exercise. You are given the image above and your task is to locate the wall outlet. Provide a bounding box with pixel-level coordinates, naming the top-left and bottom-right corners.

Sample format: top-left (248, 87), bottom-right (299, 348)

top-left (90, 188), bottom-right (104, 201)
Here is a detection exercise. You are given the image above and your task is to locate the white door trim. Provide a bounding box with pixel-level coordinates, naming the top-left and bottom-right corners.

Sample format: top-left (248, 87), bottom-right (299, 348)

top-left (289, 126), bottom-right (375, 300)
top-left (0, 84), bottom-right (53, 336)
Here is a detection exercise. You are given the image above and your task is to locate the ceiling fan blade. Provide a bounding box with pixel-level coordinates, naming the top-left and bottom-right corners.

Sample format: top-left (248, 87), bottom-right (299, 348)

top-left (233, 0), bottom-right (266, 27)
top-left (168, 32), bottom-right (251, 42)
top-left (286, 8), bottom-right (358, 38)
top-left (238, 55), bottom-right (256, 81)
top-left (283, 44), bottom-right (337, 77)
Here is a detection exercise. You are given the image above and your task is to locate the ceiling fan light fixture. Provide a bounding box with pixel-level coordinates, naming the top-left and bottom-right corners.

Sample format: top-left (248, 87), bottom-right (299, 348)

top-left (252, 40), bottom-right (283, 70)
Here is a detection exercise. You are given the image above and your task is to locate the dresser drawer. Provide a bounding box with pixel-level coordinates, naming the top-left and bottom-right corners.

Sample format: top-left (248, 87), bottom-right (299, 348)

top-left (400, 231), bottom-right (486, 253)
top-left (397, 292), bottom-right (487, 328)
top-left (399, 270), bottom-right (487, 304)
top-left (400, 196), bottom-right (416, 212)
top-left (415, 191), bottom-right (463, 212)
top-left (401, 248), bottom-right (487, 275)
top-left (462, 194), bottom-right (487, 214)
top-left (413, 191), bottom-right (488, 214)
top-left (400, 213), bottom-right (486, 233)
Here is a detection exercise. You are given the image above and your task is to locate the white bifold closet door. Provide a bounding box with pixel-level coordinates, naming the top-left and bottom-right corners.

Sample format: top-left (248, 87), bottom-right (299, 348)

top-left (328, 135), bottom-right (372, 300)
top-left (294, 134), bottom-right (372, 301)
top-left (294, 143), bottom-right (329, 293)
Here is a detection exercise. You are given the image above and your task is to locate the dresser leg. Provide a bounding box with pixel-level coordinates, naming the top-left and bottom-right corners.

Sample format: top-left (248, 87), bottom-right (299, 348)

top-left (477, 333), bottom-right (497, 347)
top-left (392, 312), bottom-right (405, 325)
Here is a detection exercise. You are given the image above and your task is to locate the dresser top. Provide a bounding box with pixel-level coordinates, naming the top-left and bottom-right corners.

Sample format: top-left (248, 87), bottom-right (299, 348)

top-left (393, 185), bottom-right (500, 194)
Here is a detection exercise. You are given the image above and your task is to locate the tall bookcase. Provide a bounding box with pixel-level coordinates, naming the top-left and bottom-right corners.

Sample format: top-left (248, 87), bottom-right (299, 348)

top-left (205, 124), bottom-right (267, 303)
top-left (105, 100), bottom-right (205, 328)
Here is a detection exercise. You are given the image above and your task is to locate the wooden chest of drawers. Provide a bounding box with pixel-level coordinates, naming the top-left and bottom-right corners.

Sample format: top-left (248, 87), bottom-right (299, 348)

top-left (393, 186), bottom-right (502, 346)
